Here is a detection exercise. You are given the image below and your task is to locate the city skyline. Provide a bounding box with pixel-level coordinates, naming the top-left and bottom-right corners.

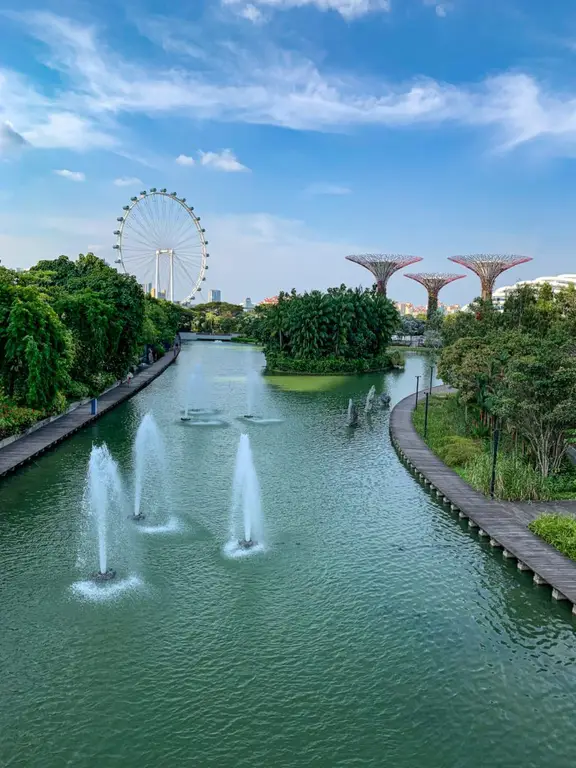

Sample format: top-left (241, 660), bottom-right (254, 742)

top-left (0, 1), bottom-right (572, 306)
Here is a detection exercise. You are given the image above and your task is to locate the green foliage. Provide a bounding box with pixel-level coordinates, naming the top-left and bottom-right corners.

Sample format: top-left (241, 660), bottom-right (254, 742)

top-left (438, 436), bottom-right (482, 467)
top-left (388, 350), bottom-right (405, 369)
top-left (0, 401), bottom-right (46, 441)
top-left (412, 394), bottom-right (561, 501)
top-left (438, 284), bottom-right (576, 481)
top-left (260, 286), bottom-right (399, 373)
top-left (0, 253), bottom-right (180, 438)
top-left (529, 514), bottom-right (576, 561)
top-left (186, 301), bottom-right (245, 334)
top-left (265, 351), bottom-right (394, 375)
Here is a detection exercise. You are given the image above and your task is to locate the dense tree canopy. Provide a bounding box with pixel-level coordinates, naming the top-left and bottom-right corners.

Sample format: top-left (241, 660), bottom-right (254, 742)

top-left (257, 286), bottom-right (400, 373)
top-left (0, 254), bottom-right (186, 427)
top-left (438, 284), bottom-right (576, 477)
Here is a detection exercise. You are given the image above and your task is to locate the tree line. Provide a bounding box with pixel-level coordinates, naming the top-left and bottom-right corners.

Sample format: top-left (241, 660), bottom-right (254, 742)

top-left (0, 253), bottom-right (187, 436)
top-left (438, 283), bottom-right (576, 478)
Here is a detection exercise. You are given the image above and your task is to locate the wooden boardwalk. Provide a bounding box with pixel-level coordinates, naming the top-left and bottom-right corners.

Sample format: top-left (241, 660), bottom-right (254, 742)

top-left (0, 351), bottom-right (179, 478)
top-left (390, 388), bottom-right (576, 612)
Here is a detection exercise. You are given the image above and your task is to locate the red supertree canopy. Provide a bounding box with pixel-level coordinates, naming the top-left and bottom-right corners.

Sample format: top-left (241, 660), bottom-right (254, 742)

top-left (345, 254), bottom-right (423, 296)
top-left (447, 254), bottom-right (532, 300)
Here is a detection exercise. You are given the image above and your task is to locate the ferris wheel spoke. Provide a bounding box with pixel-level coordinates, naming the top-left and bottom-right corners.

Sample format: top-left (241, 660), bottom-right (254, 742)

top-left (141, 196), bottom-right (167, 246)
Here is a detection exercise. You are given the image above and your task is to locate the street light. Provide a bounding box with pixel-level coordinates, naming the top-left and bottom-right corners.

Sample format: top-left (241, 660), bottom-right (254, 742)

top-left (424, 392), bottom-right (430, 438)
top-left (490, 425), bottom-right (500, 499)
top-left (415, 375), bottom-right (421, 409)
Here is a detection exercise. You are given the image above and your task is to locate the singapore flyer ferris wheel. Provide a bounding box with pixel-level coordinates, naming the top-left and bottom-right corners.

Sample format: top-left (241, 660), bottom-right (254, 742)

top-left (113, 188), bottom-right (209, 303)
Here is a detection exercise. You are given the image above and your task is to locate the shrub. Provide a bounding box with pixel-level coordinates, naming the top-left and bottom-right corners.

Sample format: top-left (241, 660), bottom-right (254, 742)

top-left (264, 351), bottom-right (394, 375)
top-left (437, 436), bottom-right (482, 467)
top-left (529, 515), bottom-right (576, 561)
top-left (65, 380), bottom-right (91, 401)
top-left (463, 451), bottom-right (551, 501)
top-left (0, 402), bottom-right (45, 440)
top-left (388, 350), bottom-right (405, 369)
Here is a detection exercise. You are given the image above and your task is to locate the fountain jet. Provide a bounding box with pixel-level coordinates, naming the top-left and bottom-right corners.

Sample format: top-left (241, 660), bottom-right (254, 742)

top-left (85, 444), bottom-right (122, 581)
top-left (132, 413), bottom-right (168, 523)
top-left (365, 386), bottom-right (376, 413)
top-left (231, 434), bottom-right (263, 551)
top-left (347, 399), bottom-right (359, 427)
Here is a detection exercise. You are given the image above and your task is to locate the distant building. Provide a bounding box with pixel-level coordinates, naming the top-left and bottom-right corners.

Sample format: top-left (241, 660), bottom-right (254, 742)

top-left (208, 289), bottom-right (222, 303)
top-left (492, 274), bottom-right (576, 309)
top-left (242, 297), bottom-right (255, 312)
top-left (259, 296), bottom-right (279, 306)
top-left (141, 282), bottom-right (152, 295)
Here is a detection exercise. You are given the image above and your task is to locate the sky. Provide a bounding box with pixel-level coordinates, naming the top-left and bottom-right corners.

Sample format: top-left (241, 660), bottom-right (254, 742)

top-left (1, 0), bottom-right (576, 304)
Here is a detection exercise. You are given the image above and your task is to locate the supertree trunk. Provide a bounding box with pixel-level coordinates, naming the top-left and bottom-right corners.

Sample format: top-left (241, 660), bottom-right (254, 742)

top-left (404, 273), bottom-right (466, 321)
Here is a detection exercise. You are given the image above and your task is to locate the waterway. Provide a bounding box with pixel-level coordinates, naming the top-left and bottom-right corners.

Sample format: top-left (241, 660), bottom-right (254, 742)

top-left (1, 343), bottom-right (575, 767)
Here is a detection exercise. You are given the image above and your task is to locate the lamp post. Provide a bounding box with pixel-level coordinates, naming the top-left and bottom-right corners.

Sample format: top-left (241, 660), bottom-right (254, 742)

top-left (429, 364), bottom-right (434, 394)
top-left (415, 375), bottom-right (421, 409)
top-left (424, 392), bottom-right (430, 438)
top-left (490, 425), bottom-right (500, 499)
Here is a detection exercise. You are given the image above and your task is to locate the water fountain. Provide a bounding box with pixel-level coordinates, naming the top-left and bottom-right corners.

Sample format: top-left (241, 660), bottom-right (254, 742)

top-left (181, 364), bottom-right (226, 426)
top-left (238, 370), bottom-right (284, 425)
top-left (85, 444), bottom-right (121, 581)
top-left (365, 386), bottom-right (376, 413)
top-left (132, 412), bottom-right (168, 524)
top-left (227, 433), bottom-right (264, 553)
top-left (347, 399), bottom-right (359, 427)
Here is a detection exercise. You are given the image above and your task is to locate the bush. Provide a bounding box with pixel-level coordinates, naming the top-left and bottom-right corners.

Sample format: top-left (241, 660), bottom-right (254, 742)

top-left (438, 436), bottom-right (482, 467)
top-left (0, 402), bottom-right (45, 440)
top-left (529, 514), bottom-right (576, 561)
top-left (388, 350), bottom-right (405, 369)
top-left (264, 351), bottom-right (394, 375)
top-left (463, 451), bottom-right (551, 501)
top-left (65, 380), bottom-right (91, 401)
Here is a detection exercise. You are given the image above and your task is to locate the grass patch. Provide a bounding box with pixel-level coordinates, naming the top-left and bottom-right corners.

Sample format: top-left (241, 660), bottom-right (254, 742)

top-left (529, 515), bottom-right (576, 561)
top-left (412, 394), bottom-right (576, 501)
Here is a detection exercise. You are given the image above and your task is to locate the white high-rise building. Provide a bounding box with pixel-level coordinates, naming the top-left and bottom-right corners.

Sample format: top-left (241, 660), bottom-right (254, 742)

top-left (208, 289), bottom-right (222, 303)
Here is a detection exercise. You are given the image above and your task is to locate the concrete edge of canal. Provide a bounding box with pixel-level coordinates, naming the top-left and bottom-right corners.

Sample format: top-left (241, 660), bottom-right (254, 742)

top-left (390, 386), bottom-right (576, 617)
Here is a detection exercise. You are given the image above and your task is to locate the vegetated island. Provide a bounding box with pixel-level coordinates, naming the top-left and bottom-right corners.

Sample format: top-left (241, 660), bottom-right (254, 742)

top-left (256, 286), bottom-right (404, 375)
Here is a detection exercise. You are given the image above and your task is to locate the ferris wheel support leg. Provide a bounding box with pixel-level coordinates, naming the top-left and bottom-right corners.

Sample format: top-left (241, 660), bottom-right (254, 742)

top-left (169, 250), bottom-right (174, 303)
top-left (154, 251), bottom-right (160, 298)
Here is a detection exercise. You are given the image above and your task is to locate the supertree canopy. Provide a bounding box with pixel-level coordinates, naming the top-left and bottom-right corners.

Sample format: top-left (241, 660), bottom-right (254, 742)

top-left (345, 254), bottom-right (423, 297)
top-left (447, 254), bottom-right (532, 301)
top-left (405, 273), bottom-right (466, 320)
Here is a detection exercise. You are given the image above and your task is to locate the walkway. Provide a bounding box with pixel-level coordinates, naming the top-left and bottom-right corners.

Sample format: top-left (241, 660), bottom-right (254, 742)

top-left (390, 388), bottom-right (576, 612)
top-left (0, 351), bottom-right (179, 478)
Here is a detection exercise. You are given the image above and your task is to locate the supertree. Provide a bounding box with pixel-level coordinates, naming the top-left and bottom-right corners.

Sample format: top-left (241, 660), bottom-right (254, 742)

top-left (345, 254), bottom-right (423, 297)
top-left (447, 254), bottom-right (532, 301)
top-left (404, 273), bottom-right (466, 320)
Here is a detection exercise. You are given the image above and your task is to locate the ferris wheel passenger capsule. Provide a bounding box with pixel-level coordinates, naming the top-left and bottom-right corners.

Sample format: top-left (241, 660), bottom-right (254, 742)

top-left (113, 230), bottom-right (120, 235)
top-left (113, 244), bottom-right (120, 249)
top-left (116, 217), bottom-right (124, 222)
top-left (150, 187), bottom-right (157, 192)
top-left (123, 205), bottom-right (130, 211)
top-left (160, 188), bottom-right (167, 193)
top-left (131, 197), bottom-right (138, 202)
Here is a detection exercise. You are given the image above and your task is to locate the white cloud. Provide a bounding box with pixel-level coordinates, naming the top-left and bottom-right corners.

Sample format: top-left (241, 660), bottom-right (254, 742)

top-left (305, 183), bottom-right (351, 195)
top-left (114, 176), bottom-right (143, 186)
top-left (199, 149), bottom-right (249, 172)
top-left (0, 120), bottom-right (28, 154)
top-left (423, 0), bottom-right (450, 16)
top-left (54, 169), bottom-right (86, 181)
top-left (5, 11), bottom-right (576, 157)
top-left (240, 4), bottom-right (265, 22)
top-left (222, 0), bottom-right (390, 20)
top-left (176, 154), bottom-right (195, 166)
top-left (435, 4), bottom-right (448, 16)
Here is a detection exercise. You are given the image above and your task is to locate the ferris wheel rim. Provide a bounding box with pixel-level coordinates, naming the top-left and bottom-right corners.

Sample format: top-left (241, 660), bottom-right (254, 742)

top-left (114, 190), bottom-right (208, 304)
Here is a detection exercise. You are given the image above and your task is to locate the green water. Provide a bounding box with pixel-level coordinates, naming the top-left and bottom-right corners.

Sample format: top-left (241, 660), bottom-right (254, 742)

top-left (1, 343), bottom-right (575, 768)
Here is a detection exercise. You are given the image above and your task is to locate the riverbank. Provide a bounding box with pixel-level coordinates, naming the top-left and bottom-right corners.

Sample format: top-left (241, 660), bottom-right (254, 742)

top-left (412, 393), bottom-right (576, 501)
top-left (390, 387), bottom-right (576, 612)
top-left (0, 350), bottom-right (179, 478)
top-left (263, 351), bottom-right (404, 375)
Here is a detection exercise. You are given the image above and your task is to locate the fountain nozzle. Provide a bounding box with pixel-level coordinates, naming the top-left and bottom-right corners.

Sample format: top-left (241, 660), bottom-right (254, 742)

top-left (92, 569), bottom-right (116, 582)
top-left (238, 539), bottom-right (257, 550)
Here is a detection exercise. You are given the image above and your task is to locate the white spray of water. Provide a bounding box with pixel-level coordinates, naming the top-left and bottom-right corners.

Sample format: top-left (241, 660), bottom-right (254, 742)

top-left (186, 363), bottom-right (209, 412)
top-left (133, 413), bottom-right (168, 521)
top-left (365, 385), bottom-right (376, 413)
top-left (228, 434), bottom-right (264, 552)
top-left (85, 444), bottom-right (123, 574)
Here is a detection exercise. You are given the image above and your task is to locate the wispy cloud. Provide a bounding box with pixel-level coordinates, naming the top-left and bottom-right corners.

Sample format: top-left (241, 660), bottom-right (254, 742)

top-left (54, 169), bottom-right (85, 181)
top-left (304, 183), bottom-right (351, 195)
top-left (222, 0), bottom-right (390, 20)
top-left (239, 4), bottom-right (265, 22)
top-left (199, 149), bottom-right (249, 172)
top-left (423, 0), bottom-right (451, 17)
top-left (5, 11), bottom-right (576, 157)
top-left (0, 120), bottom-right (28, 154)
top-left (176, 154), bottom-right (195, 166)
top-left (114, 176), bottom-right (142, 186)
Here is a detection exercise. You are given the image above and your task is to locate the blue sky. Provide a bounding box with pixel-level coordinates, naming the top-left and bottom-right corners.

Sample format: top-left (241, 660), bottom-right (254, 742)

top-left (1, 0), bottom-right (575, 304)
